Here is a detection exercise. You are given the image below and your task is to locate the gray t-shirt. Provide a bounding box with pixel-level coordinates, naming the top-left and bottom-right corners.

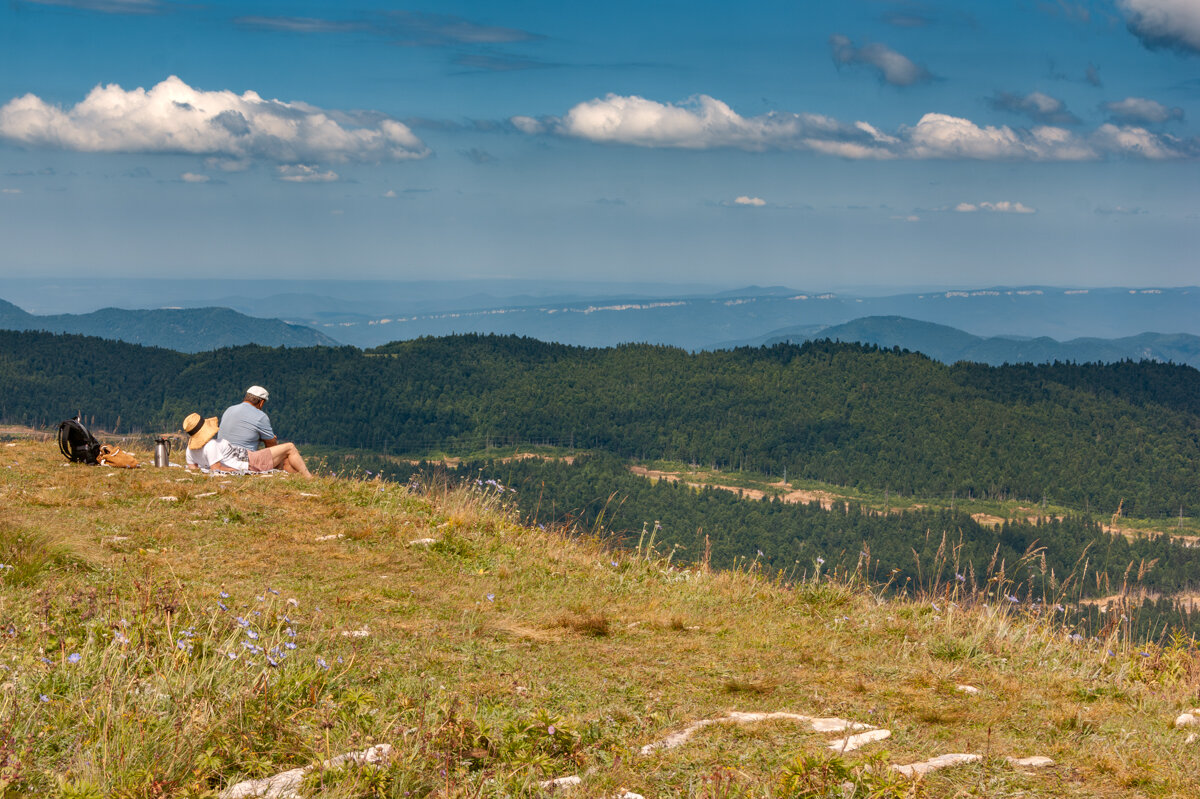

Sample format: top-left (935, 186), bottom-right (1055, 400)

top-left (219, 402), bottom-right (275, 450)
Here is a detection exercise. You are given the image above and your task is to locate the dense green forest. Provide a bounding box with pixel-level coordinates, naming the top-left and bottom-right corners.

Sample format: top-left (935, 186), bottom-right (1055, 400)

top-left (1, 329), bottom-right (1198, 516)
top-left (382, 453), bottom-right (1200, 640)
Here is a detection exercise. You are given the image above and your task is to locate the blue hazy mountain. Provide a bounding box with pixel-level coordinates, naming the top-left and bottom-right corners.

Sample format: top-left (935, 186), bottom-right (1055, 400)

top-left (0, 299), bottom-right (337, 352)
top-left (751, 315), bottom-right (1200, 368)
top-left (1, 281), bottom-right (1197, 353)
top-left (287, 285), bottom-right (1200, 350)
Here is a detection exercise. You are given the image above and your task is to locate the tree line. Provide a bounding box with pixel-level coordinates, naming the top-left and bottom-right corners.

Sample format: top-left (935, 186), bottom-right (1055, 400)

top-left (1, 329), bottom-right (1198, 517)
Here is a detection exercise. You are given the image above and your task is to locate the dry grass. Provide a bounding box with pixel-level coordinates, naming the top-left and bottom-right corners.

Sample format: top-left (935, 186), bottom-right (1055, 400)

top-left (1, 436), bottom-right (1199, 797)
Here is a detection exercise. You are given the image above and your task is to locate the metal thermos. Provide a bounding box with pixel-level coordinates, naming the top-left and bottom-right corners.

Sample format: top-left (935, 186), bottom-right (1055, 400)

top-left (153, 437), bottom-right (171, 467)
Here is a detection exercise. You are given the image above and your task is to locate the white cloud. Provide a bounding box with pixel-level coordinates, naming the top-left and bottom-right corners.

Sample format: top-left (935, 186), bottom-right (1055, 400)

top-left (1092, 123), bottom-right (1182, 158)
top-left (954, 201), bottom-right (1035, 213)
top-left (1, 188), bottom-right (20, 194)
top-left (1101, 96), bottom-right (1184, 124)
top-left (180, 172), bottom-right (210, 183)
top-left (734, 196), bottom-right (766, 206)
top-left (509, 115), bottom-right (544, 134)
top-left (979, 201), bottom-right (1036, 213)
top-left (550, 93), bottom-right (892, 155)
top-left (520, 94), bottom-right (1198, 162)
top-left (277, 164), bottom-right (339, 182)
top-left (830, 35), bottom-right (933, 86)
top-left (1118, 0), bottom-right (1200, 53)
top-left (383, 189), bottom-right (397, 198)
top-left (0, 76), bottom-right (429, 164)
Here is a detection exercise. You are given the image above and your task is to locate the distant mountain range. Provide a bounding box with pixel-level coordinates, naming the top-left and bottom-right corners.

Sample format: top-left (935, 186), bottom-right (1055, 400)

top-left (2, 283), bottom-right (1199, 366)
top-left (281, 285), bottom-right (1200, 350)
top-left (752, 315), bottom-right (1200, 369)
top-left (0, 299), bottom-right (337, 352)
top-left (3, 280), bottom-right (1197, 352)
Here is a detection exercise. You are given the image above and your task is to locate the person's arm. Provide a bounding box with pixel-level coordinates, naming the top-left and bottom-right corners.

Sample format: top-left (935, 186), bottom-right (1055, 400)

top-left (257, 413), bottom-right (277, 448)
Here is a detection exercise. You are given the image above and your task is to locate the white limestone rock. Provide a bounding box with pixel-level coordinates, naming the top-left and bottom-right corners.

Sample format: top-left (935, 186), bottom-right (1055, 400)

top-left (219, 744), bottom-right (391, 799)
top-left (893, 753), bottom-right (981, 777)
top-left (828, 729), bottom-right (891, 752)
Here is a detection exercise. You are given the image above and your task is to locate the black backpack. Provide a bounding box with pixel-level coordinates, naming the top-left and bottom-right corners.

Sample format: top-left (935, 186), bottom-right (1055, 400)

top-left (58, 414), bottom-right (101, 464)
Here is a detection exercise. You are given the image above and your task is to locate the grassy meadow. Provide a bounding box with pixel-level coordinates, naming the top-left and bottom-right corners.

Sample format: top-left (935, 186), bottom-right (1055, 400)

top-left (2, 434), bottom-right (1200, 797)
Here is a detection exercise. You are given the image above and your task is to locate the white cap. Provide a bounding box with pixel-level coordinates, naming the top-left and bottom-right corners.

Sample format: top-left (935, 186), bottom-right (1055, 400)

top-left (246, 385), bottom-right (269, 401)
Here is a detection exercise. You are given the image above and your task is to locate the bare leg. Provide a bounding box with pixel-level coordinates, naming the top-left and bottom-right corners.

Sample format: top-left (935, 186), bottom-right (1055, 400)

top-left (286, 447), bottom-right (312, 477)
top-left (264, 443), bottom-right (312, 478)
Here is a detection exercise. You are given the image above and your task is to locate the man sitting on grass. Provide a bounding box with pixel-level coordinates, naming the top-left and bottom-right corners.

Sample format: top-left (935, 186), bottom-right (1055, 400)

top-left (219, 385), bottom-right (277, 450)
top-left (181, 413), bottom-right (312, 477)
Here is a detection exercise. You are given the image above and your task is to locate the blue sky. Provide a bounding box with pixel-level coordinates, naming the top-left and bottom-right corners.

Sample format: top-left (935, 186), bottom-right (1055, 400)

top-left (1, 0), bottom-right (1198, 290)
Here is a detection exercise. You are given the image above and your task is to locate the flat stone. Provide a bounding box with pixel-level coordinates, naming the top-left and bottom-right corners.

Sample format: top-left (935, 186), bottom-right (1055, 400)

top-left (314, 533), bottom-right (344, 541)
top-left (955, 684), bottom-right (981, 695)
top-left (828, 729), bottom-right (891, 752)
top-left (219, 744), bottom-right (391, 799)
top-left (539, 775), bottom-right (582, 791)
top-left (893, 753), bottom-right (981, 777)
top-left (642, 711), bottom-right (878, 755)
top-left (409, 538), bottom-right (438, 545)
top-left (1174, 711), bottom-right (1200, 728)
top-left (1006, 755), bottom-right (1054, 768)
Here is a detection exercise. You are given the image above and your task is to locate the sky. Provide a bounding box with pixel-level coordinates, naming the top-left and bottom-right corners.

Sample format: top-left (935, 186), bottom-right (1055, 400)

top-left (1, 0), bottom-right (1198, 291)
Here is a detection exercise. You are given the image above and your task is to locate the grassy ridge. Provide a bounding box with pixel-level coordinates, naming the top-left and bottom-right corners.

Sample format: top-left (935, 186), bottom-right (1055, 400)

top-left (3, 438), bottom-right (1200, 797)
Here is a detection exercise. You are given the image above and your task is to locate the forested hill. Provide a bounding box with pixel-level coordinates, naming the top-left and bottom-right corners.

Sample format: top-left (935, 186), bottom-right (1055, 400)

top-left (0, 298), bottom-right (337, 351)
top-left (2, 330), bottom-right (1198, 516)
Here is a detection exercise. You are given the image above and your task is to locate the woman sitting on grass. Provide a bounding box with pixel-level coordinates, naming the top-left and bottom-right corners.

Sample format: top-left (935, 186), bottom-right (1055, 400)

top-left (181, 413), bottom-right (312, 477)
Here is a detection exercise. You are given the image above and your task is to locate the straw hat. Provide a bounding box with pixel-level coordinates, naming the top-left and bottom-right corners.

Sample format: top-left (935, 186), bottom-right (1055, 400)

top-left (181, 413), bottom-right (219, 450)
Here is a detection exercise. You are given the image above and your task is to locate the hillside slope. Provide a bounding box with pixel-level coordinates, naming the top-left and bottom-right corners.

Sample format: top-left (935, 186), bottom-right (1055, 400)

top-left (0, 298), bottom-right (338, 351)
top-left (2, 436), bottom-right (1198, 797)
top-left (757, 316), bottom-right (1200, 369)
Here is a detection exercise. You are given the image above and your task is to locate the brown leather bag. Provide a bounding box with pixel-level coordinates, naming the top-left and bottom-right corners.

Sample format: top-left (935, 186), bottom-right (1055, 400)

top-left (98, 445), bottom-right (139, 468)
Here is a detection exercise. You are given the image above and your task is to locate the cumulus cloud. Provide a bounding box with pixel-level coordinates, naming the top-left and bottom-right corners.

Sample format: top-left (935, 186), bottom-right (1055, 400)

top-left (180, 172), bottom-right (210, 183)
top-left (519, 93), bottom-right (1199, 162)
top-left (1091, 123), bottom-right (1185, 157)
top-left (1118, 0), bottom-right (1200, 53)
top-left (830, 34), bottom-right (933, 86)
top-left (277, 164), bottom-right (339, 182)
top-left (906, 113), bottom-right (1090, 159)
top-left (734, 196), bottom-right (766, 206)
top-left (553, 93), bottom-right (895, 155)
top-left (1102, 96), bottom-right (1184, 124)
top-left (0, 76), bottom-right (430, 165)
top-left (955, 201), bottom-right (1036, 213)
top-left (2, 188), bottom-right (21, 195)
top-left (988, 91), bottom-right (1080, 125)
